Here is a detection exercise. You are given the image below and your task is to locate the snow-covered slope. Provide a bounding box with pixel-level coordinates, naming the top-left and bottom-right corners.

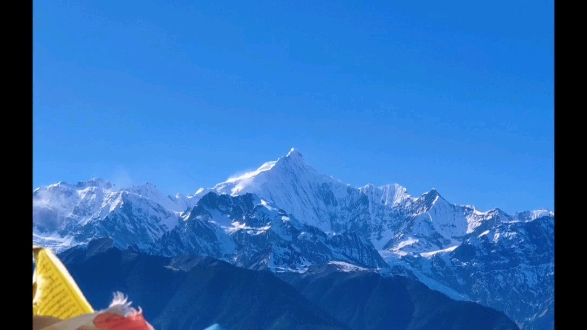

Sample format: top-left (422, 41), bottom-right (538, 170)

top-left (190, 148), bottom-right (551, 261)
top-left (196, 148), bottom-right (362, 232)
top-left (33, 179), bottom-right (388, 272)
top-left (192, 149), bottom-right (420, 247)
top-left (32, 148), bottom-right (554, 329)
top-left (184, 148), bottom-right (554, 329)
top-left (396, 213), bottom-right (554, 329)
top-left (33, 179), bottom-right (185, 252)
top-left (149, 192), bottom-right (389, 271)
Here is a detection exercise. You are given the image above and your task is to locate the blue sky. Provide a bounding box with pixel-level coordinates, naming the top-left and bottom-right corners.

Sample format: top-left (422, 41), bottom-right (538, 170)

top-left (33, 0), bottom-right (554, 214)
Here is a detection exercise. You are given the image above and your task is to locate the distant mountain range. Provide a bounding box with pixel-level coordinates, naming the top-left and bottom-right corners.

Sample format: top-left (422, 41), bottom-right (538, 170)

top-left (33, 148), bottom-right (554, 329)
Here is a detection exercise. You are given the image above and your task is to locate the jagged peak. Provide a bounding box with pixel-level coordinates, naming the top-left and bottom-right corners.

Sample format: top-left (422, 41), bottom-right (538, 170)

top-left (359, 183), bottom-right (411, 202)
top-left (275, 148), bottom-right (307, 167)
top-left (220, 148), bottom-right (313, 187)
top-left (381, 183), bottom-right (408, 192)
top-left (359, 183), bottom-right (407, 191)
top-left (43, 178), bottom-right (115, 190)
top-left (416, 188), bottom-right (449, 210)
top-left (286, 147), bottom-right (303, 159)
top-left (362, 183), bottom-right (376, 189)
top-left (493, 207), bottom-right (506, 214)
top-left (422, 188), bottom-right (441, 199)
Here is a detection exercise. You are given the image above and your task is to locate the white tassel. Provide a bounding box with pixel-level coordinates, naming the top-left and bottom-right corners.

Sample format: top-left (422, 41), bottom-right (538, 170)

top-left (102, 292), bottom-right (142, 317)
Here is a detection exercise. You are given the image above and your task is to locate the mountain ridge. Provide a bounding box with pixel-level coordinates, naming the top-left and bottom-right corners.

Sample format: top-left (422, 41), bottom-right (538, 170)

top-left (33, 148), bottom-right (553, 329)
top-left (55, 241), bottom-right (520, 330)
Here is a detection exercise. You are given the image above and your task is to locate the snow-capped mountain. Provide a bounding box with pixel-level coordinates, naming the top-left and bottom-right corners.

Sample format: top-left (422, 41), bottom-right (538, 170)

top-left (149, 192), bottom-right (388, 271)
top-left (32, 148), bottom-right (554, 329)
top-left (193, 149), bottom-right (514, 255)
top-left (193, 148), bottom-right (414, 238)
top-left (391, 212), bottom-right (554, 330)
top-left (33, 179), bottom-right (183, 251)
top-left (184, 148), bottom-right (554, 329)
top-left (33, 179), bottom-right (387, 271)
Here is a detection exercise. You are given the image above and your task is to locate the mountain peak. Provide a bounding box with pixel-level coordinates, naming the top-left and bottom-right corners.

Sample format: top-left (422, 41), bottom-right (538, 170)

top-left (278, 148), bottom-right (305, 166)
top-left (273, 148), bottom-right (309, 171)
top-left (424, 188), bottom-right (440, 198)
top-left (212, 149), bottom-right (309, 190)
top-left (418, 188), bottom-right (444, 208)
top-left (286, 148), bottom-right (303, 159)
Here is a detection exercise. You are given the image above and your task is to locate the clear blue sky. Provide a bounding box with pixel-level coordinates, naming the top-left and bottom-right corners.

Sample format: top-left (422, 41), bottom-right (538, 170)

top-left (33, 0), bottom-right (554, 214)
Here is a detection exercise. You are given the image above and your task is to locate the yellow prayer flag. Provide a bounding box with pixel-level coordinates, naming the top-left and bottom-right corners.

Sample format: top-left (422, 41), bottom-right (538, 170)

top-left (33, 246), bottom-right (94, 320)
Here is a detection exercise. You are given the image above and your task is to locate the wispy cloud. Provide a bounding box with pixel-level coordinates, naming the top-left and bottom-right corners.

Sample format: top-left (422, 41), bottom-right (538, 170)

top-left (226, 168), bottom-right (257, 182)
top-left (111, 166), bottom-right (133, 188)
